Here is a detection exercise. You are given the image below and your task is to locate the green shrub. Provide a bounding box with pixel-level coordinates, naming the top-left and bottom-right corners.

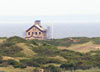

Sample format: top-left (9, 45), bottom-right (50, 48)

top-left (45, 65), bottom-right (62, 72)
top-left (38, 37), bottom-right (91, 47)
top-left (20, 59), bottom-right (40, 67)
top-left (30, 40), bottom-right (38, 46)
top-left (2, 60), bottom-right (9, 67)
top-left (32, 44), bottom-right (59, 56)
top-left (0, 37), bottom-right (7, 39)
top-left (13, 63), bottom-right (27, 69)
top-left (13, 52), bottom-right (25, 57)
top-left (2, 41), bottom-right (15, 47)
top-left (0, 44), bottom-right (24, 57)
top-left (32, 56), bottom-right (62, 65)
top-left (33, 68), bottom-right (40, 72)
top-left (7, 36), bottom-right (27, 43)
top-left (7, 59), bottom-right (18, 65)
top-left (47, 58), bottom-right (61, 64)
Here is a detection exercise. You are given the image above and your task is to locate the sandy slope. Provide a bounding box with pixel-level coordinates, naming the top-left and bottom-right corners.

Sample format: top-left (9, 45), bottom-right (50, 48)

top-left (57, 41), bottom-right (100, 53)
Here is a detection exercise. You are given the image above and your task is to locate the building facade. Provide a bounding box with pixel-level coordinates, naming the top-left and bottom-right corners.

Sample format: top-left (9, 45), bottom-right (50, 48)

top-left (25, 20), bottom-right (47, 40)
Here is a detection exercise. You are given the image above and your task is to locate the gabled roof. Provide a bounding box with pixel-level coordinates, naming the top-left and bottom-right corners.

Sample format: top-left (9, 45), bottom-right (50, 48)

top-left (26, 24), bottom-right (46, 32)
top-left (35, 24), bottom-right (45, 31)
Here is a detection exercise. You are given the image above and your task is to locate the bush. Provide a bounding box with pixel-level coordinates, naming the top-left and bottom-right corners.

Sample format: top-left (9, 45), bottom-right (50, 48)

top-left (20, 56), bottom-right (62, 68)
top-left (2, 41), bottom-right (15, 47)
top-left (32, 57), bottom-right (61, 64)
top-left (47, 58), bottom-right (61, 64)
top-left (32, 44), bottom-right (59, 56)
top-left (7, 59), bottom-right (18, 65)
top-left (1, 59), bottom-right (19, 67)
top-left (45, 65), bottom-right (62, 72)
top-left (33, 68), bottom-right (40, 72)
top-left (13, 63), bottom-right (27, 69)
top-left (0, 44), bottom-right (24, 57)
top-left (30, 40), bottom-right (38, 46)
top-left (7, 36), bottom-right (27, 43)
top-left (20, 59), bottom-right (40, 67)
top-left (13, 52), bottom-right (25, 57)
top-left (0, 37), bottom-right (7, 39)
top-left (2, 60), bottom-right (9, 67)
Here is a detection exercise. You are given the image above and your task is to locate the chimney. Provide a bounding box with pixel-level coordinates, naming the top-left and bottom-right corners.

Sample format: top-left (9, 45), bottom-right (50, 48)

top-left (35, 20), bottom-right (41, 26)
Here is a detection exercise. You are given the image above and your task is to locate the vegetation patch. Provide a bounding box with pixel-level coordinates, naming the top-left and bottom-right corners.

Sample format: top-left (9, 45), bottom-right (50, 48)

top-left (17, 43), bottom-right (37, 57)
top-left (0, 36), bottom-right (100, 72)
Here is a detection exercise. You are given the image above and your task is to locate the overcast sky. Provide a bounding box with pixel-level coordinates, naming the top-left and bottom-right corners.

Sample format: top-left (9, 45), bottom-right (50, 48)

top-left (0, 0), bottom-right (100, 23)
top-left (0, 0), bottom-right (100, 38)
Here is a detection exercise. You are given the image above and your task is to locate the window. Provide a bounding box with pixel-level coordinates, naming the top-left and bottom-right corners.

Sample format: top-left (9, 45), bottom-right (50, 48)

top-left (28, 32), bottom-right (30, 35)
top-left (39, 32), bottom-right (41, 35)
top-left (35, 32), bottom-right (37, 35)
top-left (32, 32), bottom-right (34, 35)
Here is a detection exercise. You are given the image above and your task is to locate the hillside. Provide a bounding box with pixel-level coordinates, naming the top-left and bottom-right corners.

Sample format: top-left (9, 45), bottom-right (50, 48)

top-left (58, 41), bottom-right (100, 53)
top-left (0, 36), bottom-right (100, 72)
top-left (38, 37), bottom-right (100, 53)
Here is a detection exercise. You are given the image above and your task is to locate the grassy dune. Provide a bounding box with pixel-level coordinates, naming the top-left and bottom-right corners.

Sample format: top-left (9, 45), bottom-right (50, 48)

top-left (0, 66), bottom-right (34, 72)
top-left (0, 39), bottom-right (6, 44)
top-left (58, 41), bottom-right (100, 53)
top-left (65, 68), bottom-right (100, 72)
top-left (2, 56), bottom-right (27, 62)
top-left (48, 56), bottom-right (67, 62)
top-left (0, 37), bottom-right (100, 72)
top-left (17, 43), bottom-right (37, 57)
top-left (0, 67), bottom-right (99, 72)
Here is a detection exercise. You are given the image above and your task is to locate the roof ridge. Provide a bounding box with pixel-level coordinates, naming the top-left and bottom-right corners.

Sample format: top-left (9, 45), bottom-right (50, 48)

top-left (26, 24), bottom-right (46, 32)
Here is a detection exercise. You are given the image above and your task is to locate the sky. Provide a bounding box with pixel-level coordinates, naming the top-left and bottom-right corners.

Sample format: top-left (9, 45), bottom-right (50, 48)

top-left (0, 0), bottom-right (100, 38)
top-left (0, 0), bottom-right (100, 23)
top-left (0, 0), bottom-right (100, 16)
